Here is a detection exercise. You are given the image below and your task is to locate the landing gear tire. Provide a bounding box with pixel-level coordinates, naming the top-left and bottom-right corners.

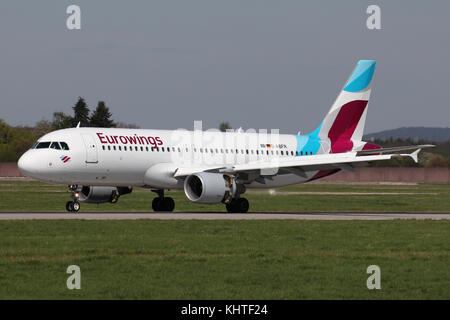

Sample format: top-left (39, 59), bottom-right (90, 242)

top-left (152, 197), bottom-right (161, 211)
top-left (66, 201), bottom-right (80, 213)
top-left (226, 198), bottom-right (249, 213)
top-left (152, 197), bottom-right (175, 212)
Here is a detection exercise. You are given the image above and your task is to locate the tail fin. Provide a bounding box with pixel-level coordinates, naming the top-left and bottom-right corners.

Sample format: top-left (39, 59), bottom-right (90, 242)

top-left (316, 60), bottom-right (376, 153)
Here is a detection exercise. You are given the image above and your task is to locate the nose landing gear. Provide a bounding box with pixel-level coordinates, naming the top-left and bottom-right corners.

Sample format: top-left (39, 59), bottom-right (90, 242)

top-left (66, 185), bottom-right (81, 213)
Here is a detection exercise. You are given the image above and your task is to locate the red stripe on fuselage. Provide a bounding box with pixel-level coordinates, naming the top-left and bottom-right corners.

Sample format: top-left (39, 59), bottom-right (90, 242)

top-left (328, 100), bottom-right (367, 153)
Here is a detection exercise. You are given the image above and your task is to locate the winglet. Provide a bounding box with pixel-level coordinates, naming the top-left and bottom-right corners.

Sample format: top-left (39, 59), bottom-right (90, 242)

top-left (76, 122), bottom-right (81, 128)
top-left (410, 149), bottom-right (421, 163)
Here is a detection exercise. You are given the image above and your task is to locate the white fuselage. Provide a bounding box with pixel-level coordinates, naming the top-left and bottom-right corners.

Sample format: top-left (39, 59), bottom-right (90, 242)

top-left (18, 127), bottom-right (326, 189)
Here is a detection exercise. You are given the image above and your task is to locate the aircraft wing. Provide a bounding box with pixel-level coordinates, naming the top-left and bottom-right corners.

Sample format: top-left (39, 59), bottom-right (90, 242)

top-left (173, 147), bottom-right (429, 178)
top-left (356, 144), bottom-right (434, 156)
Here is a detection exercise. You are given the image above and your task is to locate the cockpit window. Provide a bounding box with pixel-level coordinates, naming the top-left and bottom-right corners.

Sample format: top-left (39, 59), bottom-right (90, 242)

top-left (50, 142), bottom-right (61, 150)
top-left (35, 142), bottom-right (51, 149)
top-left (60, 142), bottom-right (70, 150)
top-left (31, 142), bottom-right (38, 149)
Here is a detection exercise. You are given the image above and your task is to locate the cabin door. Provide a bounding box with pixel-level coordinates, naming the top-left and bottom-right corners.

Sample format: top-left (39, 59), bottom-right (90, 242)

top-left (81, 133), bottom-right (99, 163)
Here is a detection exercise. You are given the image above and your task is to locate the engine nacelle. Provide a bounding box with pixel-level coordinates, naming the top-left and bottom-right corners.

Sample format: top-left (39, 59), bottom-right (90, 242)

top-left (184, 172), bottom-right (238, 204)
top-left (78, 186), bottom-right (132, 204)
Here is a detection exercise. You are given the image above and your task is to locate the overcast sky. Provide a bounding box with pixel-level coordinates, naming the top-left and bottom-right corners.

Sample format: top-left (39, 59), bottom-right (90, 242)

top-left (0, 1), bottom-right (449, 134)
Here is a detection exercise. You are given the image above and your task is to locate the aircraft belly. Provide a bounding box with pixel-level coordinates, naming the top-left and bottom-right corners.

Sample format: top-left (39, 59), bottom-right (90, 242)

top-left (246, 172), bottom-right (316, 188)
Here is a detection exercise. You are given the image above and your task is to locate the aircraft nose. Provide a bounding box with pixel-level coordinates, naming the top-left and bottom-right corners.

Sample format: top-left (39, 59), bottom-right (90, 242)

top-left (18, 151), bottom-right (35, 176)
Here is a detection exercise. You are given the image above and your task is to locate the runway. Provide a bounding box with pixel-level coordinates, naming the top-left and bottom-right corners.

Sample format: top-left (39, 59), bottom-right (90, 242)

top-left (0, 212), bottom-right (449, 220)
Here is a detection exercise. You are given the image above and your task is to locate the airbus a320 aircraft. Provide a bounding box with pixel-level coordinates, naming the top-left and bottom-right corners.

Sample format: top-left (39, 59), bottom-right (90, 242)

top-left (18, 60), bottom-right (433, 213)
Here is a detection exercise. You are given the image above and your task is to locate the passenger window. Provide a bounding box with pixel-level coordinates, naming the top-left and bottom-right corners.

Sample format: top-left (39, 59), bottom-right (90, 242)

top-left (36, 142), bottom-right (51, 149)
top-left (50, 142), bottom-right (61, 150)
top-left (108, 146), bottom-right (111, 150)
top-left (60, 142), bottom-right (70, 150)
top-left (113, 146), bottom-right (116, 151)
top-left (102, 145), bottom-right (105, 150)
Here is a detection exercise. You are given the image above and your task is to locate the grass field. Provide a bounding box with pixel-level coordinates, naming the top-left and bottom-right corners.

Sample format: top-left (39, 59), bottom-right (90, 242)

top-left (1, 180), bottom-right (450, 212)
top-left (0, 180), bottom-right (449, 299)
top-left (0, 220), bottom-right (449, 299)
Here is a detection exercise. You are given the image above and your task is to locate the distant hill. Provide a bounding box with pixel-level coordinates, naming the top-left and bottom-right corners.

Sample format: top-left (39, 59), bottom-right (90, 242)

top-left (364, 127), bottom-right (450, 143)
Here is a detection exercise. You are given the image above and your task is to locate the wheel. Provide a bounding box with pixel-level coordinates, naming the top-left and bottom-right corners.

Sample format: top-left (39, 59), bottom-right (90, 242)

top-left (152, 197), bottom-right (161, 211)
top-left (152, 197), bottom-right (175, 212)
top-left (72, 201), bottom-right (80, 212)
top-left (66, 201), bottom-right (73, 212)
top-left (226, 198), bottom-right (249, 213)
top-left (236, 198), bottom-right (249, 213)
top-left (162, 197), bottom-right (175, 212)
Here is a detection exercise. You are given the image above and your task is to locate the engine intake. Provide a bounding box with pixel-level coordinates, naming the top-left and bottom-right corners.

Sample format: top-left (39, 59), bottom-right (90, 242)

top-left (184, 172), bottom-right (237, 204)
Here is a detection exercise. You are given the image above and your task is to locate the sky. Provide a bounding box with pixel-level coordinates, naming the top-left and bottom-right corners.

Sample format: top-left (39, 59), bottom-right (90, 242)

top-left (0, 1), bottom-right (449, 134)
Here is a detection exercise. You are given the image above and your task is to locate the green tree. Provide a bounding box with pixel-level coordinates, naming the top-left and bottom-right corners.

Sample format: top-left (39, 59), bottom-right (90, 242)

top-left (426, 154), bottom-right (449, 168)
top-left (90, 101), bottom-right (116, 128)
top-left (219, 121), bottom-right (232, 132)
top-left (51, 112), bottom-right (74, 130)
top-left (72, 97), bottom-right (90, 127)
top-left (33, 119), bottom-right (53, 138)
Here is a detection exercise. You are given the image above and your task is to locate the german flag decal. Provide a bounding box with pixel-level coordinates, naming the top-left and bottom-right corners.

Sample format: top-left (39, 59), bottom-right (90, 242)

top-left (60, 155), bottom-right (71, 163)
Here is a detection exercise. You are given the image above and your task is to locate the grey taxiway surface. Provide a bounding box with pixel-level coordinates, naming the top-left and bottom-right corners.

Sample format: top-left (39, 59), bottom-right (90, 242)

top-left (0, 212), bottom-right (449, 220)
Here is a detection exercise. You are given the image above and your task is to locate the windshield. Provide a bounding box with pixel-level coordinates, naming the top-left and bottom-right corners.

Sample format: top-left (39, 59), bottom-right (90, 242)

top-left (50, 142), bottom-right (61, 150)
top-left (35, 142), bottom-right (51, 149)
top-left (31, 141), bottom-right (70, 150)
top-left (60, 142), bottom-right (70, 150)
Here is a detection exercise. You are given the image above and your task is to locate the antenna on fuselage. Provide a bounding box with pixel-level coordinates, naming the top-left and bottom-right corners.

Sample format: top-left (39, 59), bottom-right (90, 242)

top-left (76, 122), bottom-right (81, 128)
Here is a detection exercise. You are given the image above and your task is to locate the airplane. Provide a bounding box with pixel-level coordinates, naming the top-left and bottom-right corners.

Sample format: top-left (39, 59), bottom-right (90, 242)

top-left (17, 60), bottom-right (433, 213)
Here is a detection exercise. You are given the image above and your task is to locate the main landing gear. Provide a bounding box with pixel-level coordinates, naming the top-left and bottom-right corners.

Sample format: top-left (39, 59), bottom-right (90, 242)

top-left (66, 185), bottom-right (80, 213)
top-left (151, 189), bottom-right (175, 212)
top-left (225, 197), bottom-right (249, 213)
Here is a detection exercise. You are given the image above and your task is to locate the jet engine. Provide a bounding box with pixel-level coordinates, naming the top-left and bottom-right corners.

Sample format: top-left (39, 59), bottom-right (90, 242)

top-left (184, 172), bottom-right (240, 204)
top-left (77, 186), bottom-right (132, 204)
